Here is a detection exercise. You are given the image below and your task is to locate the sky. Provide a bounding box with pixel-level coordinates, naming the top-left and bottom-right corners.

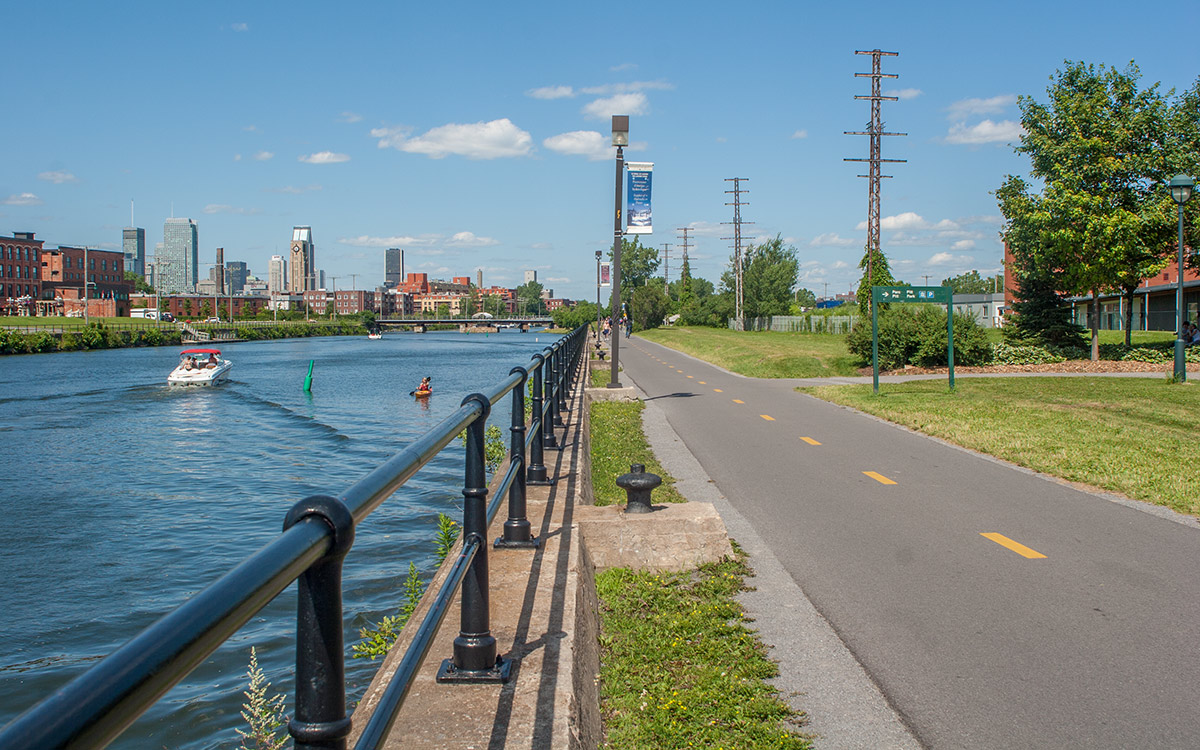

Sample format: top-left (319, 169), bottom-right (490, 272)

top-left (4, 1), bottom-right (1198, 302)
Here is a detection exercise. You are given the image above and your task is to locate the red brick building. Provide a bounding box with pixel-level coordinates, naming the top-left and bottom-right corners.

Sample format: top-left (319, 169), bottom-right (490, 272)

top-left (41, 246), bottom-right (133, 317)
top-left (1, 231), bottom-right (44, 314)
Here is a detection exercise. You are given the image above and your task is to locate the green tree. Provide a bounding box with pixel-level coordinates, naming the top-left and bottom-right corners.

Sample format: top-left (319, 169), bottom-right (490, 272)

top-left (998, 60), bottom-right (1174, 359)
top-left (939, 270), bottom-right (993, 294)
top-left (793, 287), bottom-right (817, 310)
top-left (610, 236), bottom-right (660, 303)
top-left (631, 278), bottom-right (670, 331)
top-left (856, 245), bottom-right (896, 316)
top-left (1002, 267), bottom-right (1088, 350)
top-left (462, 285), bottom-right (478, 317)
top-left (719, 236), bottom-right (799, 321)
top-left (436, 303), bottom-right (451, 319)
top-left (125, 271), bottom-right (154, 293)
top-left (515, 281), bottom-right (544, 315)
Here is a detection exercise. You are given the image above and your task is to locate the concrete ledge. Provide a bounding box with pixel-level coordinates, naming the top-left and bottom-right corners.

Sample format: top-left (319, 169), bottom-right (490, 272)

top-left (583, 385), bottom-right (637, 403)
top-left (576, 502), bottom-right (734, 572)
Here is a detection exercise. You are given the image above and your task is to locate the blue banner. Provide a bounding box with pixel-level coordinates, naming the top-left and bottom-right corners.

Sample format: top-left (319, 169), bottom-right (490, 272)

top-left (626, 162), bottom-right (653, 234)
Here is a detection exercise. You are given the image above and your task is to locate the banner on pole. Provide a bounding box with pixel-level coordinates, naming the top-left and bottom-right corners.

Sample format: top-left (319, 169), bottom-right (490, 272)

top-left (626, 162), bottom-right (653, 234)
top-left (599, 262), bottom-right (611, 287)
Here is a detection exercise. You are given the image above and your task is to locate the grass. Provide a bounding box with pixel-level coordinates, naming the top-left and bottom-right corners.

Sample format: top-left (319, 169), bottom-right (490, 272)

top-left (638, 326), bottom-right (860, 378)
top-left (804, 378), bottom-right (1200, 516)
top-left (596, 550), bottom-right (811, 749)
top-left (589, 400), bottom-right (685, 506)
top-left (591, 364), bottom-right (613, 388)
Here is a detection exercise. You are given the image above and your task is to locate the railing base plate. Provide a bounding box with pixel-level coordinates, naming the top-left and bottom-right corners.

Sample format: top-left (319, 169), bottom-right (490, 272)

top-left (526, 477), bottom-right (556, 487)
top-left (436, 655), bottom-right (514, 684)
top-left (494, 536), bottom-right (541, 550)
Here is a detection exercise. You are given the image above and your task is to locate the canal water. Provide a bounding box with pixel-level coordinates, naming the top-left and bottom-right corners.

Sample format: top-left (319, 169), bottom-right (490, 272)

top-left (0, 330), bottom-right (557, 748)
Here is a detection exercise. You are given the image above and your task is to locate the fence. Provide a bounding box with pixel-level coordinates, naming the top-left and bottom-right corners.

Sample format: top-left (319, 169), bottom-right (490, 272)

top-left (0, 324), bottom-right (589, 750)
top-left (732, 314), bottom-right (859, 334)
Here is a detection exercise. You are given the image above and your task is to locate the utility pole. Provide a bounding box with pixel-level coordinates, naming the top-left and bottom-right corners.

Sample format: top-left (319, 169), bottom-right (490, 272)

top-left (923, 274), bottom-right (931, 286)
top-left (722, 178), bottom-right (753, 329)
top-left (329, 276), bottom-right (338, 319)
top-left (676, 227), bottom-right (692, 268)
top-left (349, 273), bottom-right (358, 315)
top-left (845, 49), bottom-right (906, 311)
top-left (661, 243), bottom-right (672, 289)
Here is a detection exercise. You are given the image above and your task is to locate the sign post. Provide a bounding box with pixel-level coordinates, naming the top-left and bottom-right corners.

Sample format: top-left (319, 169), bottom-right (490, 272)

top-left (871, 285), bottom-right (955, 394)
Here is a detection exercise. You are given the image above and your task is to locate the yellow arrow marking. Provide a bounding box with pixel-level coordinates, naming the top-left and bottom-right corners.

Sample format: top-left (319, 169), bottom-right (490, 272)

top-left (760, 414), bottom-right (775, 421)
top-left (980, 533), bottom-right (1047, 559)
top-left (800, 437), bottom-right (821, 445)
top-left (863, 471), bottom-right (897, 485)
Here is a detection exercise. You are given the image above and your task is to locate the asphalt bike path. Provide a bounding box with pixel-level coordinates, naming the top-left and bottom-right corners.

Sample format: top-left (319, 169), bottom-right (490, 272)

top-left (619, 336), bottom-right (1200, 749)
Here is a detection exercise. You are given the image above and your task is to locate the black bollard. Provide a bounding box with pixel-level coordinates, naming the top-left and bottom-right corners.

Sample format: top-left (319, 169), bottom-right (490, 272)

top-left (616, 464), bottom-right (662, 514)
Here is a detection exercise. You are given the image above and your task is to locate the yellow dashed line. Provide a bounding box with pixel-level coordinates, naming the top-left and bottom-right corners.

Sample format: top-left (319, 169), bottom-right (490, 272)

top-left (732, 399), bottom-right (744, 404)
top-left (686, 375), bottom-right (694, 379)
top-left (863, 471), bottom-right (897, 485)
top-left (713, 388), bottom-right (723, 393)
top-left (981, 533), bottom-right (1047, 559)
top-left (760, 414), bottom-right (775, 421)
top-left (676, 369), bottom-right (684, 373)
top-left (800, 437), bottom-right (821, 445)
top-left (698, 381), bottom-right (707, 385)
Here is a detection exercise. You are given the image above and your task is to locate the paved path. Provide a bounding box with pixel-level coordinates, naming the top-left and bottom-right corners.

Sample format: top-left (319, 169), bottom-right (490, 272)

top-left (620, 336), bottom-right (1200, 749)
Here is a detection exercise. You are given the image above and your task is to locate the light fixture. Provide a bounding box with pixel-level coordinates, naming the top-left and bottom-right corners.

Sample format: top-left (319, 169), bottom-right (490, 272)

top-left (1169, 174), bottom-right (1193, 206)
top-left (611, 115), bottom-right (629, 147)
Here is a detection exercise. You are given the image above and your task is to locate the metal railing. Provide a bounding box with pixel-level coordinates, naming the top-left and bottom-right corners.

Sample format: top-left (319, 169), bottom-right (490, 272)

top-left (0, 324), bottom-right (589, 750)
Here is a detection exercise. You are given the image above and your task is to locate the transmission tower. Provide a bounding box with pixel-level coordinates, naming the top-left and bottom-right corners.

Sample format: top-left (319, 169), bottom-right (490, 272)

top-left (844, 49), bottom-right (906, 304)
top-left (721, 178), bottom-right (753, 329)
top-left (661, 243), bottom-right (672, 286)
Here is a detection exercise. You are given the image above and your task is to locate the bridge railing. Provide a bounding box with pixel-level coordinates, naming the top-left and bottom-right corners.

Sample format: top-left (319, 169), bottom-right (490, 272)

top-left (0, 324), bottom-right (589, 750)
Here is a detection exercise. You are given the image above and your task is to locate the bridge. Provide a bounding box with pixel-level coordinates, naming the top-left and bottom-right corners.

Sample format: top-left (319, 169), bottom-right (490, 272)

top-left (375, 317), bottom-right (553, 333)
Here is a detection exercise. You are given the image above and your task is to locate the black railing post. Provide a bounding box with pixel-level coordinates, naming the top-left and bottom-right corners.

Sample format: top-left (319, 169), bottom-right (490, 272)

top-left (527, 353), bottom-right (553, 485)
top-left (284, 495), bottom-right (356, 750)
top-left (437, 393), bottom-right (512, 683)
top-left (496, 366), bottom-right (539, 548)
top-left (541, 346), bottom-right (561, 449)
top-left (551, 342), bottom-right (565, 426)
top-left (556, 339), bottom-right (570, 415)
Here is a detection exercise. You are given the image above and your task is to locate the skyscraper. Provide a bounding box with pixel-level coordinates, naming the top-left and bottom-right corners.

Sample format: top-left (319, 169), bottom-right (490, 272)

top-left (160, 218), bottom-right (198, 293)
top-left (123, 227), bottom-right (145, 277)
top-left (289, 226), bottom-right (315, 292)
top-left (269, 255), bottom-right (287, 294)
top-left (524, 270), bottom-right (538, 285)
top-left (385, 248), bottom-right (403, 288)
top-left (226, 261), bottom-right (248, 294)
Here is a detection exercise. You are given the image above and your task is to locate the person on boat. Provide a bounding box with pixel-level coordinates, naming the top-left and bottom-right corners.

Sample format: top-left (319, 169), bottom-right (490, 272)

top-left (206, 353), bottom-right (219, 369)
top-left (185, 356), bottom-right (198, 370)
top-left (417, 376), bottom-right (432, 393)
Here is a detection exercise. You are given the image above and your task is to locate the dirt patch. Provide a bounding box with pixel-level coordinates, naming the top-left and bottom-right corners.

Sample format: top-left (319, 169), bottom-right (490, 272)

top-left (860, 360), bottom-right (1170, 376)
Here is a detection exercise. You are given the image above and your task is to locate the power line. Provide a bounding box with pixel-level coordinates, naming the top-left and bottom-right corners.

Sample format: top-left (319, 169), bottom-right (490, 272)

top-left (721, 178), bottom-right (753, 329)
top-left (844, 49), bottom-right (906, 308)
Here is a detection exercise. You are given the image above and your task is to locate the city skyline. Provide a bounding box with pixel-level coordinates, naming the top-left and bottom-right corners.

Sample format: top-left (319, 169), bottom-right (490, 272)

top-left (3, 2), bottom-right (1198, 301)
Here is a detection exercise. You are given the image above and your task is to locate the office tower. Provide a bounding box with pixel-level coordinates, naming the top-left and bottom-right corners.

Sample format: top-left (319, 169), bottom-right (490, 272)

top-left (289, 226), bottom-right (315, 292)
top-left (524, 270), bottom-right (537, 285)
top-left (214, 248), bottom-right (225, 294)
top-left (477, 269), bottom-right (483, 288)
top-left (268, 255), bottom-right (287, 294)
top-left (161, 217), bottom-right (199, 293)
top-left (226, 261), bottom-right (248, 294)
top-left (123, 227), bottom-right (145, 277)
top-left (385, 247), bottom-right (403, 288)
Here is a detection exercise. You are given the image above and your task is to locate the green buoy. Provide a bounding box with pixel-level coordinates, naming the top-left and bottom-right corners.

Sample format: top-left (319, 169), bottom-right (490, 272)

top-left (304, 359), bottom-right (314, 392)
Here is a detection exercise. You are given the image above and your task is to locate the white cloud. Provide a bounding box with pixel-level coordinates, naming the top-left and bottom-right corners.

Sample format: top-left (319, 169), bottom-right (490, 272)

top-left (339, 111), bottom-right (362, 123)
top-left (951, 240), bottom-right (976, 250)
top-left (253, 151), bottom-right (274, 161)
top-left (810, 232), bottom-right (856, 247)
top-left (857, 212), bottom-right (930, 231)
top-left (231, 22), bottom-right (249, 32)
top-left (580, 81), bottom-right (672, 96)
top-left (38, 170), bottom-right (77, 184)
top-left (527, 85), bottom-right (574, 100)
top-left (831, 260), bottom-right (850, 270)
top-left (447, 231), bottom-right (499, 247)
top-left (266, 184), bottom-right (323, 194)
top-left (928, 251), bottom-right (974, 266)
top-left (371, 119), bottom-right (532, 159)
top-left (931, 219), bottom-right (960, 230)
top-left (887, 88), bottom-right (923, 100)
top-left (544, 130), bottom-right (609, 160)
top-left (233, 154), bottom-right (242, 161)
top-left (945, 119), bottom-right (1023, 145)
top-left (242, 125), bottom-right (258, 132)
top-left (610, 63), bottom-right (637, 72)
top-left (791, 129), bottom-right (808, 139)
top-left (582, 92), bottom-right (648, 120)
top-left (340, 235), bottom-right (437, 247)
top-left (4, 193), bottom-right (42, 206)
top-left (545, 276), bottom-right (570, 284)
top-left (946, 95), bottom-right (1016, 120)
top-left (299, 151), bottom-right (351, 164)
top-left (203, 204), bottom-right (261, 215)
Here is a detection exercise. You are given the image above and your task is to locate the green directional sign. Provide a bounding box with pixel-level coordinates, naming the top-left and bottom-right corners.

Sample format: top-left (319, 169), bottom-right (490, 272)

top-left (870, 286), bottom-right (955, 394)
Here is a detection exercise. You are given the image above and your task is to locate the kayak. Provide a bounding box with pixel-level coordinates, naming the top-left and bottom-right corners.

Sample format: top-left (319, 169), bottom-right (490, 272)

top-left (414, 389), bottom-right (432, 398)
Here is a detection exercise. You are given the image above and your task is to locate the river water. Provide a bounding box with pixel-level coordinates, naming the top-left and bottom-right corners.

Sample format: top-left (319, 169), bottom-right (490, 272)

top-left (0, 330), bottom-right (557, 748)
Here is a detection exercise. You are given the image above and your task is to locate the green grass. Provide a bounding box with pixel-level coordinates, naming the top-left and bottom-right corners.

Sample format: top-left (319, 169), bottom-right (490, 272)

top-left (591, 364), bottom-right (613, 388)
top-left (589, 400), bottom-right (685, 506)
top-left (804, 378), bottom-right (1200, 515)
top-left (596, 551), bottom-right (811, 749)
top-left (639, 327), bottom-right (860, 378)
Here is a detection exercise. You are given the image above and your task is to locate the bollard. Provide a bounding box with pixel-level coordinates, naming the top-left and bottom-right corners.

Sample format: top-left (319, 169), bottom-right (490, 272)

top-left (616, 464), bottom-right (661, 514)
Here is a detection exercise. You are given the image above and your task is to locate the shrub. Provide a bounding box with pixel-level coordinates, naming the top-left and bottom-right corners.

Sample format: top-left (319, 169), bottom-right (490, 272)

top-left (992, 342), bottom-right (1066, 365)
top-left (848, 305), bottom-right (992, 369)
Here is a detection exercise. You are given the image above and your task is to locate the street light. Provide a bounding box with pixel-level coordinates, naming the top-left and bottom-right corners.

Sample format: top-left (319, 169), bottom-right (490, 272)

top-left (1169, 174), bottom-right (1193, 381)
top-left (608, 114), bottom-right (628, 389)
top-left (595, 250), bottom-right (602, 343)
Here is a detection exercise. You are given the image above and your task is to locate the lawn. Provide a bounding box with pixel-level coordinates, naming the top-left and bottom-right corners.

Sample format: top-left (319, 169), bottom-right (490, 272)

top-left (589, 400), bottom-right (685, 506)
top-left (638, 326), bottom-right (860, 378)
top-left (804, 378), bottom-right (1200, 516)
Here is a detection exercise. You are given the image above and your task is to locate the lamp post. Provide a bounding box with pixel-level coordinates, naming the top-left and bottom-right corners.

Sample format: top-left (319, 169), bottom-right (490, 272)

top-left (1169, 174), bottom-right (1193, 381)
top-left (82, 245), bottom-right (89, 326)
top-left (595, 250), bottom-right (602, 342)
top-left (608, 114), bottom-right (628, 389)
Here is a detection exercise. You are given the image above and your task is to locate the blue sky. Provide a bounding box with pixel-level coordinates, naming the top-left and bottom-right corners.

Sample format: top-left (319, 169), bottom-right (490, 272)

top-left (4, 1), bottom-right (1198, 301)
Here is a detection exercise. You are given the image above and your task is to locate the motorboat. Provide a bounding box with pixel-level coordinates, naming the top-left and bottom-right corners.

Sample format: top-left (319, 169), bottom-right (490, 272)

top-left (168, 348), bottom-right (232, 386)
top-left (368, 331), bottom-right (383, 340)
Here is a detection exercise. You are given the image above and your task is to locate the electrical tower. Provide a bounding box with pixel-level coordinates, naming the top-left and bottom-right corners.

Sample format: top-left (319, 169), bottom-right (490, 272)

top-left (721, 178), bottom-right (753, 329)
top-left (661, 243), bottom-right (672, 286)
top-left (844, 49), bottom-right (906, 302)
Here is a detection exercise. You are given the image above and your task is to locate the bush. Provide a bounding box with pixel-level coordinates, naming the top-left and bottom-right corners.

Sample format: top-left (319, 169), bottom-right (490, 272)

top-left (992, 342), bottom-right (1066, 365)
top-left (847, 305), bottom-right (992, 369)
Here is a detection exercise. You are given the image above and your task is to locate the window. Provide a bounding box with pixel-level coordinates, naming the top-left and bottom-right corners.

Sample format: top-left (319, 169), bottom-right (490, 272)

top-left (101, 259), bottom-right (107, 271)
top-left (89, 258), bottom-right (95, 270)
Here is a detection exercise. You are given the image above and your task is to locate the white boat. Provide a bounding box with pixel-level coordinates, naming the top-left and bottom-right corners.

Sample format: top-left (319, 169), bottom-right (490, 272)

top-left (167, 348), bottom-right (232, 386)
top-left (368, 331), bottom-right (383, 340)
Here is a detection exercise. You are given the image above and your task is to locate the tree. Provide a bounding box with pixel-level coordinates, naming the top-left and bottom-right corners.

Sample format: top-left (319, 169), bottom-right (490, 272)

top-left (793, 288), bottom-right (817, 310)
top-left (610, 236), bottom-right (660, 303)
top-left (998, 61), bottom-right (1174, 358)
top-left (940, 270), bottom-right (994, 294)
top-left (514, 281), bottom-right (544, 315)
top-left (719, 236), bottom-right (799, 321)
top-left (1002, 268), bottom-right (1088, 349)
top-left (461, 285), bottom-right (478, 318)
top-left (125, 271), bottom-right (154, 293)
top-left (436, 303), bottom-right (451, 319)
top-left (631, 278), bottom-right (670, 331)
top-left (856, 245), bottom-right (896, 316)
